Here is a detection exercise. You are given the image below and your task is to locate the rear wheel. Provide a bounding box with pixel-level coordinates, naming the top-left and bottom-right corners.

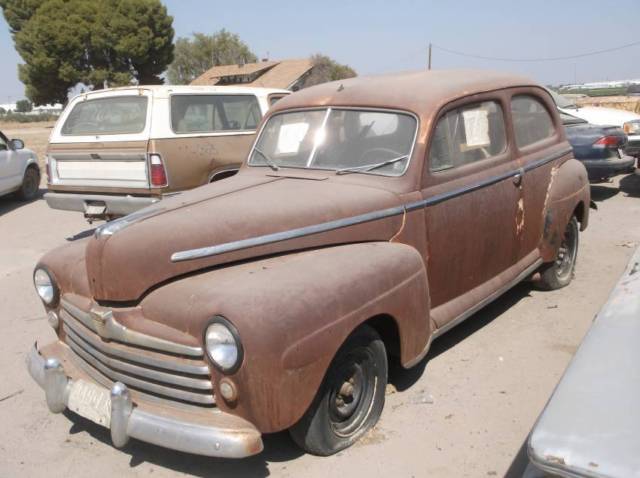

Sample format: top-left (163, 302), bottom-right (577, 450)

top-left (18, 165), bottom-right (40, 201)
top-left (537, 216), bottom-right (579, 290)
top-left (289, 325), bottom-right (388, 456)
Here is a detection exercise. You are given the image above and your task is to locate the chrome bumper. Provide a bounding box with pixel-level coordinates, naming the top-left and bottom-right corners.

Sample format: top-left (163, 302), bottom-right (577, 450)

top-left (26, 343), bottom-right (263, 458)
top-left (44, 192), bottom-right (159, 217)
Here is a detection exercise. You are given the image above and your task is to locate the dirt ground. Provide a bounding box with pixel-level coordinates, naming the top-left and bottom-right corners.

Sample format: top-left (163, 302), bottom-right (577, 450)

top-left (0, 173), bottom-right (639, 478)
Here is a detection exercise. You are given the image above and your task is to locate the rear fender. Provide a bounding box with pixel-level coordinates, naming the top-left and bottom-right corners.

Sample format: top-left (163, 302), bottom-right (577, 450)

top-left (539, 158), bottom-right (590, 262)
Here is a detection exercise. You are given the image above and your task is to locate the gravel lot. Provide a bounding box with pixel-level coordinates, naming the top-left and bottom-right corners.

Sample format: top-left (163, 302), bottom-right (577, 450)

top-left (1, 173), bottom-right (639, 478)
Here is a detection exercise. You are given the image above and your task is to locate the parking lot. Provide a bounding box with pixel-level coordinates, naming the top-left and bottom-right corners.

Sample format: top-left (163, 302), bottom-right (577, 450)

top-left (0, 172), bottom-right (638, 477)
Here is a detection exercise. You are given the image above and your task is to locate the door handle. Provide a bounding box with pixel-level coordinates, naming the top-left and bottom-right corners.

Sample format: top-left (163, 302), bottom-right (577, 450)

top-left (513, 172), bottom-right (522, 187)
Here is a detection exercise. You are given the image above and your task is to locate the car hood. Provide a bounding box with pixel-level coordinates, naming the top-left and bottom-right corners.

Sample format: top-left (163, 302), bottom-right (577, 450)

top-left (85, 173), bottom-right (405, 301)
top-left (560, 106), bottom-right (640, 127)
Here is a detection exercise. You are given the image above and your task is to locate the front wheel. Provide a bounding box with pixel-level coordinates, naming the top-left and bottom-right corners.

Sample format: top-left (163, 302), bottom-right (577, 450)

top-left (289, 325), bottom-right (388, 456)
top-left (537, 216), bottom-right (579, 290)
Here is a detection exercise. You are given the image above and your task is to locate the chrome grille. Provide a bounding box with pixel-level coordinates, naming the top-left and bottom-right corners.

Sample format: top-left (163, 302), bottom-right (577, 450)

top-left (60, 299), bottom-right (215, 407)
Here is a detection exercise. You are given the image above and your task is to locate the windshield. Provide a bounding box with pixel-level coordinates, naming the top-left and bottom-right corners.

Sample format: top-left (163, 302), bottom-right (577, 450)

top-left (62, 96), bottom-right (148, 136)
top-left (248, 108), bottom-right (417, 176)
top-left (546, 88), bottom-right (577, 109)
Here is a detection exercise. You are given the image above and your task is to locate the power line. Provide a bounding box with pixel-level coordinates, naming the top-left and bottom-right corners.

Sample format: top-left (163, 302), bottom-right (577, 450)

top-left (432, 40), bottom-right (640, 63)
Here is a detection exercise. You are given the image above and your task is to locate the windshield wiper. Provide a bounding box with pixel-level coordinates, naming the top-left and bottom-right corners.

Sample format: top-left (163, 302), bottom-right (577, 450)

top-left (336, 155), bottom-right (408, 175)
top-left (253, 147), bottom-right (280, 171)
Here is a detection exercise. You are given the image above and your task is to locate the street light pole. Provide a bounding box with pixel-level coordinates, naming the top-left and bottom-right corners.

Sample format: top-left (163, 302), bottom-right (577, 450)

top-left (428, 43), bottom-right (432, 70)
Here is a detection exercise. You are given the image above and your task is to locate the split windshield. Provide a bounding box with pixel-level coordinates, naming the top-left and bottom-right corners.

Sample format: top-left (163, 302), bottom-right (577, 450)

top-left (248, 108), bottom-right (417, 176)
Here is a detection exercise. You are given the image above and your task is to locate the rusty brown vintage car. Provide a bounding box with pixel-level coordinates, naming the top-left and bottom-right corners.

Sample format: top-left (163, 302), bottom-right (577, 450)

top-left (27, 70), bottom-right (590, 458)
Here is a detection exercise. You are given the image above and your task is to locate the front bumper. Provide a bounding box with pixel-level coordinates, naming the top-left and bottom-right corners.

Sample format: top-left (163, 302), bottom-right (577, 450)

top-left (625, 135), bottom-right (640, 158)
top-left (44, 191), bottom-right (159, 217)
top-left (581, 155), bottom-right (636, 181)
top-left (26, 342), bottom-right (263, 458)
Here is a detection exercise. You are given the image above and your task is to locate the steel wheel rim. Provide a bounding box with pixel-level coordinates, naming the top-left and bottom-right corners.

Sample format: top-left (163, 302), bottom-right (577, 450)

top-left (555, 221), bottom-right (577, 280)
top-left (328, 348), bottom-right (377, 437)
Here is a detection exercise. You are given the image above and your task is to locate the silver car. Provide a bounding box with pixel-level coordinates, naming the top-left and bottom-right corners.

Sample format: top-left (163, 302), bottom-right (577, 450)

top-left (0, 130), bottom-right (40, 200)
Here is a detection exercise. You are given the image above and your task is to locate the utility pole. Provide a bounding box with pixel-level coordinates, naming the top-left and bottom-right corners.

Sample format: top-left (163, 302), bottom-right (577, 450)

top-left (428, 43), bottom-right (432, 70)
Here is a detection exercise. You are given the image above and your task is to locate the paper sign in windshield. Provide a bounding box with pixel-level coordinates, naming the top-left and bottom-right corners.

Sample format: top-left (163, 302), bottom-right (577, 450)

top-left (276, 123), bottom-right (309, 154)
top-left (462, 109), bottom-right (490, 147)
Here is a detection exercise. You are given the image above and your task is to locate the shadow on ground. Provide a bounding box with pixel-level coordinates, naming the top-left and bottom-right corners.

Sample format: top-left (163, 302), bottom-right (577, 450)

top-left (0, 188), bottom-right (45, 216)
top-left (389, 282), bottom-right (533, 392)
top-left (64, 409), bottom-right (302, 477)
top-left (590, 183), bottom-right (619, 202)
top-left (620, 171), bottom-right (640, 198)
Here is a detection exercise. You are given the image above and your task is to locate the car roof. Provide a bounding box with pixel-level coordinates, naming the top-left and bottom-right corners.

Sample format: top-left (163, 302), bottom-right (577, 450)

top-left (270, 69), bottom-right (539, 117)
top-left (72, 84), bottom-right (290, 101)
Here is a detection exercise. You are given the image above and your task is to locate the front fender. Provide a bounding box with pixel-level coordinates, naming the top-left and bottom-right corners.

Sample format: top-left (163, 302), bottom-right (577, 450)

top-left (539, 158), bottom-right (590, 262)
top-left (141, 242), bottom-right (430, 433)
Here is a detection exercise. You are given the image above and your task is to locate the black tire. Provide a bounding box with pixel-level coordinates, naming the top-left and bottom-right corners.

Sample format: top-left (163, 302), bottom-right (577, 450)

top-left (17, 165), bottom-right (40, 201)
top-left (289, 325), bottom-right (388, 456)
top-left (537, 216), bottom-right (579, 290)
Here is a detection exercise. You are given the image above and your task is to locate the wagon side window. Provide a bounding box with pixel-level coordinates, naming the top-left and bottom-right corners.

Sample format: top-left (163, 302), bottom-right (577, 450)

top-left (429, 101), bottom-right (507, 172)
top-left (511, 95), bottom-right (556, 148)
top-left (171, 94), bottom-right (262, 134)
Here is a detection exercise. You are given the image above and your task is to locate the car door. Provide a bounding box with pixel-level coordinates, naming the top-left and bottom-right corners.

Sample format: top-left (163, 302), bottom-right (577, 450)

top-left (0, 132), bottom-right (16, 195)
top-left (421, 94), bottom-right (522, 328)
top-left (508, 90), bottom-right (567, 260)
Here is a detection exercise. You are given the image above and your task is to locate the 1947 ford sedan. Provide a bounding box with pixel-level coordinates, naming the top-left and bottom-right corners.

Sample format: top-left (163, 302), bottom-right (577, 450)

top-left (27, 70), bottom-right (590, 458)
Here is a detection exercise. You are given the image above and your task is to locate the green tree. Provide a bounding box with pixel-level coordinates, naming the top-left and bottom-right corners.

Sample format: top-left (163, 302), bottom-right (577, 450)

top-left (302, 54), bottom-right (357, 89)
top-left (167, 30), bottom-right (257, 85)
top-left (15, 99), bottom-right (32, 112)
top-left (0, 0), bottom-right (45, 33)
top-left (2, 0), bottom-right (174, 105)
top-left (0, 107), bottom-right (6, 115)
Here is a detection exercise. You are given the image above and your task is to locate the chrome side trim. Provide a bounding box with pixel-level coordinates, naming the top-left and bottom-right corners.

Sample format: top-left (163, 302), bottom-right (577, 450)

top-left (66, 338), bottom-right (215, 405)
top-left (171, 205), bottom-right (405, 262)
top-left (64, 326), bottom-right (212, 391)
top-left (171, 146), bottom-right (572, 263)
top-left (61, 298), bottom-right (203, 357)
top-left (61, 312), bottom-right (209, 375)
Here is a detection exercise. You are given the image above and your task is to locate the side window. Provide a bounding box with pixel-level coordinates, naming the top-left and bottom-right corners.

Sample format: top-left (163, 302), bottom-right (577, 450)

top-left (511, 95), bottom-right (556, 148)
top-left (171, 95), bottom-right (262, 134)
top-left (429, 101), bottom-right (507, 172)
top-left (0, 133), bottom-right (7, 151)
top-left (268, 94), bottom-right (288, 107)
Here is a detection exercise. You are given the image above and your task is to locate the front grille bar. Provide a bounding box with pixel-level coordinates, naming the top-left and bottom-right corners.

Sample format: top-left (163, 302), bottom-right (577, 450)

top-left (61, 310), bottom-right (209, 375)
top-left (61, 298), bottom-right (202, 357)
top-left (64, 325), bottom-right (213, 391)
top-left (66, 333), bottom-right (215, 405)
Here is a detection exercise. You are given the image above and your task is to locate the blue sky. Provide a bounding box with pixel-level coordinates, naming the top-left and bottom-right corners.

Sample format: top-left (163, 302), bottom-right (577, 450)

top-left (2, 0), bottom-right (639, 102)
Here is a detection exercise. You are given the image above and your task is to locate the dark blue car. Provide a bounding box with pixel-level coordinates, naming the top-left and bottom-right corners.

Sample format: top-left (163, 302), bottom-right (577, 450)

top-left (561, 111), bottom-right (635, 182)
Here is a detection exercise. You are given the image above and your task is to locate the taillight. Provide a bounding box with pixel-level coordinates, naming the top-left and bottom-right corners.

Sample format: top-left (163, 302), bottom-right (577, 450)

top-left (593, 136), bottom-right (621, 148)
top-left (149, 154), bottom-right (168, 187)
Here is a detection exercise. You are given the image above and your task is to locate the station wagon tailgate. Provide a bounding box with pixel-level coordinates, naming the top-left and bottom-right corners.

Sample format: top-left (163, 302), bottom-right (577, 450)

top-left (47, 142), bottom-right (150, 190)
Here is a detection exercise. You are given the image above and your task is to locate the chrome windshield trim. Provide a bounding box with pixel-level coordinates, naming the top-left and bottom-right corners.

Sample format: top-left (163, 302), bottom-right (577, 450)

top-left (61, 298), bottom-right (203, 357)
top-left (172, 146), bottom-right (572, 263)
top-left (247, 106), bottom-right (420, 178)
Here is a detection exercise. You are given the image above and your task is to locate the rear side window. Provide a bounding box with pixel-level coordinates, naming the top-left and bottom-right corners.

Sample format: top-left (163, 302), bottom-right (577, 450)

top-left (171, 95), bottom-right (261, 134)
top-left (61, 96), bottom-right (148, 136)
top-left (429, 101), bottom-right (507, 172)
top-left (511, 95), bottom-right (556, 148)
top-left (0, 132), bottom-right (7, 150)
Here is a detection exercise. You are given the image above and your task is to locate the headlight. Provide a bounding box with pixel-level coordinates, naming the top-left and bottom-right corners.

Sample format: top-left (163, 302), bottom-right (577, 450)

top-left (34, 268), bottom-right (58, 305)
top-left (204, 318), bottom-right (243, 373)
top-left (623, 120), bottom-right (640, 135)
